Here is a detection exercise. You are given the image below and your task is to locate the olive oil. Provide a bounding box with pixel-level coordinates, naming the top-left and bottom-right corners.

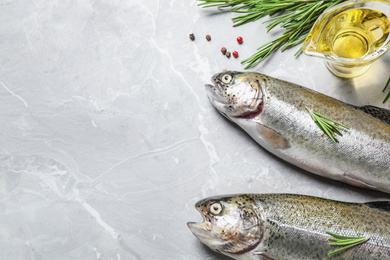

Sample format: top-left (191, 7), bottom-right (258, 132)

top-left (306, 8), bottom-right (390, 59)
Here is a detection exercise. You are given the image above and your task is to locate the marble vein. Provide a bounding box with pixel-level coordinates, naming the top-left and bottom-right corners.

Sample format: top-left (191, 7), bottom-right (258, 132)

top-left (82, 201), bottom-right (119, 240)
top-left (90, 137), bottom-right (200, 188)
top-left (0, 81), bottom-right (28, 107)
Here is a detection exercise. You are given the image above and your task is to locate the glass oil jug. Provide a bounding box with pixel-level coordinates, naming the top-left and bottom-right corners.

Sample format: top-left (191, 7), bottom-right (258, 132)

top-left (302, 0), bottom-right (390, 78)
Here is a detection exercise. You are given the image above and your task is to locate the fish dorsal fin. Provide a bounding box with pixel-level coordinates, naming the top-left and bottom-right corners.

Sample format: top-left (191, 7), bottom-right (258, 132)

top-left (357, 105), bottom-right (390, 125)
top-left (364, 201), bottom-right (390, 213)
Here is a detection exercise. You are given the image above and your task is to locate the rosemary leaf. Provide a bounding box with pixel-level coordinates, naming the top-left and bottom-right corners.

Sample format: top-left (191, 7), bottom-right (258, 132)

top-left (326, 232), bottom-right (365, 239)
top-left (294, 47), bottom-right (303, 56)
top-left (318, 114), bottom-right (350, 129)
top-left (315, 114), bottom-right (338, 143)
top-left (198, 0), bottom-right (250, 8)
top-left (326, 231), bottom-right (370, 256)
top-left (382, 75), bottom-right (390, 103)
top-left (306, 108), bottom-right (349, 143)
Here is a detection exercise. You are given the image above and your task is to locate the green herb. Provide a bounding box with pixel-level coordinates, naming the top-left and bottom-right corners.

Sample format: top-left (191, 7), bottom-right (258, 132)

top-left (382, 75), bottom-right (390, 103)
top-left (306, 108), bottom-right (349, 143)
top-left (197, 0), bottom-right (346, 69)
top-left (326, 231), bottom-right (370, 256)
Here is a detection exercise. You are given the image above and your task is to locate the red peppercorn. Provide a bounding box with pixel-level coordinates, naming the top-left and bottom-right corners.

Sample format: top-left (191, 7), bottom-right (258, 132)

top-left (237, 36), bottom-right (243, 44)
top-left (233, 51), bottom-right (239, 58)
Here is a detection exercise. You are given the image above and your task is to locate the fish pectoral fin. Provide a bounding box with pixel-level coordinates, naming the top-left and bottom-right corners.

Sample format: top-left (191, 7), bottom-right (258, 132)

top-left (256, 124), bottom-right (290, 149)
top-left (357, 105), bottom-right (390, 125)
top-left (342, 173), bottom-right (377, 190)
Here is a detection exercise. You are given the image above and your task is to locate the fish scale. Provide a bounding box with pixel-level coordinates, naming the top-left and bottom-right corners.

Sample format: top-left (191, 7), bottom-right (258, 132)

top-left (205, 71), bottom-right (390, 193)
top-left (188, 194), bottom-right (390, 259)
top-left (261, 75), bottom-right (389, 185)
top-left (255, 194), bottom-right (390, 259)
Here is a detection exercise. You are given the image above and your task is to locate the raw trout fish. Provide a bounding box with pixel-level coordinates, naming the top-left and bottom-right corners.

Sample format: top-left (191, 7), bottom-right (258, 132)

top-left (205, 71), bottom-right (390, 193)
top-left (188, 193), bottom-right (390, 259)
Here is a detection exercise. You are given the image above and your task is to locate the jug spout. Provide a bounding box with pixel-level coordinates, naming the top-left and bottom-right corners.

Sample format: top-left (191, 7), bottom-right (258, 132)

top-left (302, 0), bottom-right (390, 78)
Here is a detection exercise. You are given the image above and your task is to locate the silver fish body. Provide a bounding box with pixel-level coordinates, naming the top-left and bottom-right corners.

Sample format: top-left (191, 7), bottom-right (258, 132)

top-left (205, 71), bottom-right (390, 193)
top-left (188, 194), bottom-right (390, 259)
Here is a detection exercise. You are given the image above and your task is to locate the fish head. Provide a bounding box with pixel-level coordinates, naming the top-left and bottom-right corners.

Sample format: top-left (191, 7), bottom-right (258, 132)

top-left (187, 194), bottom-right (263, 257)
top-left (205, 71), bottom-right (265, 119)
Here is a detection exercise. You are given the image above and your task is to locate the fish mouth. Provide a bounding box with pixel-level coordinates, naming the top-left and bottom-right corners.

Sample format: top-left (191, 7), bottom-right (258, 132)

top-left (205, 83), bottom-right (230, 105)
top-left (188, 203), bottom-right (216, 242)
top-left (205, 83), bottom-right (234, 120)
top-left (187, 222), bottom-right (213, 240)
top-left (187, 220), bottom-right (227, 251)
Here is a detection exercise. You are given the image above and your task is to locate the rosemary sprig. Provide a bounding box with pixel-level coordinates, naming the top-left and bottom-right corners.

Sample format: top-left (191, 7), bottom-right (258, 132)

top-left (382, 75), bottom-right (390, 103)
top-left (197, 0), bottom-right (347, 68)
top-left (326, 231), bottom-right (370, 256)
top-left (306, 108), bottom-right (349, 143)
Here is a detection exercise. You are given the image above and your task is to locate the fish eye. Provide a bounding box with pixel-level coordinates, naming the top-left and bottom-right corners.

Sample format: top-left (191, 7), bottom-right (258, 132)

top-left (221, 74), bottom-right (233, 84)
top-left (209, 202), bottom-right (222, 215)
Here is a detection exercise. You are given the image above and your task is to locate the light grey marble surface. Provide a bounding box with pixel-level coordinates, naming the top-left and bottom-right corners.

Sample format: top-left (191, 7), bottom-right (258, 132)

top-left (1, 0), bottom-right (390, 259)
